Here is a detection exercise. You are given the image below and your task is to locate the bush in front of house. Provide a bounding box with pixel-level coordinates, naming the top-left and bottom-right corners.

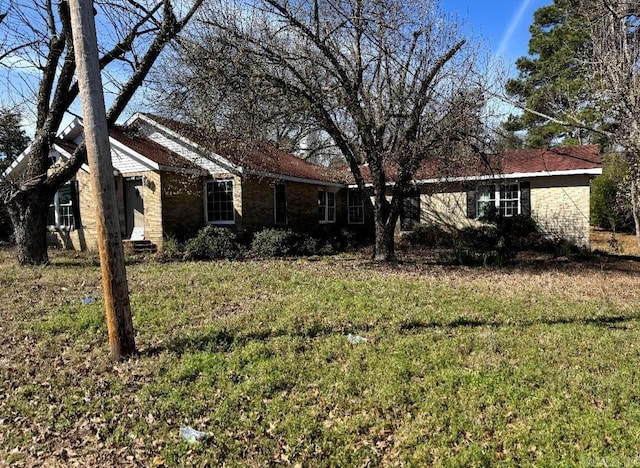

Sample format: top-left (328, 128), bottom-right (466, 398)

top-left (249, 228), bottom-right (342, 258)
top-left (250, 228), bottom-right (302, 257)
top-left (406, 223), bottom-right (456, 248)
top-left (183, 225), bottom-right (242, 260)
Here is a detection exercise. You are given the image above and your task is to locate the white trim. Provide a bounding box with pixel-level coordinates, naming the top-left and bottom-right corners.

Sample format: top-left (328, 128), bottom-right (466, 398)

top-left (129, 114), bottom-right (346, 186)
top-left (129, 113), bottom-right (242, 175)
top-left (414, 168), bottom-right (602, 185)
top-left (50, 144), bottom-right (91, 173)
top-left (204, 179), bottom-right (236, 225)
top-left (318, 189), bottom-right (336, 224)
top-left (108, 137), bottom-right (160, 172)
top-left (246, 169), bottom-right (344, 187)
top-left (347, 168), bottom-right (603, 189)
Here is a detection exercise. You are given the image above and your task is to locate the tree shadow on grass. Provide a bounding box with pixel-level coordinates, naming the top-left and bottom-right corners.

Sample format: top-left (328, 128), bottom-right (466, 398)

top-left (399, 314), bottom-right (637, 332)
top-left (141, 313), bottom-right (639, 358)
top-left (140, 322), bottom-right (340, 357)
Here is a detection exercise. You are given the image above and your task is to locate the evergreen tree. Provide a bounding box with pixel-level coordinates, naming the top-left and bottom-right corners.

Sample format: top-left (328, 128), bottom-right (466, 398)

top-left (504, 0), bottom-right (602, 148)
top-left (0, 108), bottom-right (29, 171)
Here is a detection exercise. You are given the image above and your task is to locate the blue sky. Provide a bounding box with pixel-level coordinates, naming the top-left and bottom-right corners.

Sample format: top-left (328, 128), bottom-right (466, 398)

top-left (442, 0), bottom-right (552, 64)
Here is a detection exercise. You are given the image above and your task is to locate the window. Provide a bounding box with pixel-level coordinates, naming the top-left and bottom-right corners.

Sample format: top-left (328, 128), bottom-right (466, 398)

top-left (348, 190), bottom-right (364, 224)
top-left (48, 182), bottom-right (76, 229)
top-left (469, 182), bottom-right (527, 219)
top-left (274, 183), bottom-right (287, 225)
top-left (476, 186), bottom-right (497, 218)
top-left (400, 192), bottom-right (420, 231)
top-left (500, 184), bottom-right (520, 217)
top-left (206, 179), bottom-right (234, 224)
top-left (318, 190), bottom-right (336, 223)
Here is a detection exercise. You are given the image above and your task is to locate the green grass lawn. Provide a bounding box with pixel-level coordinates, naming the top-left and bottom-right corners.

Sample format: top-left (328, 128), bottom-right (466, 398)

top-left (2, 248), bottom-right (640, 465)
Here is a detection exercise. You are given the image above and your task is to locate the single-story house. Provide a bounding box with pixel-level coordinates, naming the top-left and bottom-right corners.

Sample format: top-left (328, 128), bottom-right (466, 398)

top-left (388, 145), bottom-right (602, 247)
top-left (5, 114), bottom-right (355, 251)
top-left (2, 113), bottom-right (603, 251)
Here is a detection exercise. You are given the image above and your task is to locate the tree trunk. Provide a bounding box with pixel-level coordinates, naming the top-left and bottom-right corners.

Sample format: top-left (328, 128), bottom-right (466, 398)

top-left (8, 188), bottom-right (53, 265)
top-left (373, 217), bottom-right (396, 261)
top-left (631, 176), bottom-right (640, 247)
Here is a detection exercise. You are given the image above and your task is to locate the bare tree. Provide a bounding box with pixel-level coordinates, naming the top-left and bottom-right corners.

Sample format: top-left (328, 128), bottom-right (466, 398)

top-left (0, 0), bottom-right (203, 265)
top-left (576, 0), bottom-right (640, 244)
top-left (148, 39), bottom-right (343, 165)
top-left (169, 0), bottom-right (486, 261)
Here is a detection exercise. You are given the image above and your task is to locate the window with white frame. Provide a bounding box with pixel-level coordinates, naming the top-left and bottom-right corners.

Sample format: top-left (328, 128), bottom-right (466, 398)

top-left (318, 190), bottom-right (336, 223)
top-left (274, 183), bottom-right (287, 225)
top-left (499, 184), bottom-right (520, 217)
top-left (206, 179), bottom-right (235, 224)
top-left (47, 182), bottom-right (76, 229)
top-left (476, 183), bottom-right (521, 218)
top-left (347, 190), bottom-right (364, 224)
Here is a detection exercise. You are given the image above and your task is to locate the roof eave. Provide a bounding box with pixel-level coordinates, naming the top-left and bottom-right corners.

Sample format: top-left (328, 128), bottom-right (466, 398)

top-left (347, 168), bottom-right (603, 188)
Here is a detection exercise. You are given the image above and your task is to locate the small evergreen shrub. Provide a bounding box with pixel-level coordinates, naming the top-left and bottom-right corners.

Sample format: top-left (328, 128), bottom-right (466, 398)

top-left (183, 226), bottom-right (241, 260)
top-left (159, 235), bottom-right (183, 260)
top-left (250, 228), bottom-right (304, 258)
top-left (249, 228), bottom-right (341, 258)
top-left (406, 224), bottom-right (455, 247)
top-left (455, 225), bottom-right (500, 251)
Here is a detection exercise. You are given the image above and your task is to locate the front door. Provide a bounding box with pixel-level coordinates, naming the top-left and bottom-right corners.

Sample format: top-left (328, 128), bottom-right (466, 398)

top-left (125, 178), bottom-right (144, 239)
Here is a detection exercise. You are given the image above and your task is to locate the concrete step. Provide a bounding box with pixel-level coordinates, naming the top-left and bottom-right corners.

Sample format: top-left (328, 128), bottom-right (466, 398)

top-left (123, 239), bottom-right (157, 254)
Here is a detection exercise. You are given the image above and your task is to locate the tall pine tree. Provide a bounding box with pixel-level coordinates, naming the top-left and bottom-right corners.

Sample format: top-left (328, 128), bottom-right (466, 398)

top-left (504, 0), bottom-right (602, 148)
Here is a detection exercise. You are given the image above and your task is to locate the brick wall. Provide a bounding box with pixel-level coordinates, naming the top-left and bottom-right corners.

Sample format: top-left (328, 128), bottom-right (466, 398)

top-left (138, 171), bottom-right (163, 249)
top-left (76, 169), bottom-right (98, 250)
top-left (240, 176), bottom-right (342, 234)
top-left (162, 171), bottom-right (206, 241)
top-left (74, 170), bottom-right (165, 251)
top-left (413, 176), bottom-right (594, 246)
top-left (530, 176), bottom-right (592, 247)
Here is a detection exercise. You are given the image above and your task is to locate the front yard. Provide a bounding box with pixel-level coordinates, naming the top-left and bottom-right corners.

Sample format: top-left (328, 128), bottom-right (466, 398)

top-left (1, 247), bottom-right (640, 465)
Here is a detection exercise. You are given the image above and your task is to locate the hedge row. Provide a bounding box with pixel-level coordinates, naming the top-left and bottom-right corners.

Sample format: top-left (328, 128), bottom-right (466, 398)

top-left (166, 226), bottom-right (362, 261)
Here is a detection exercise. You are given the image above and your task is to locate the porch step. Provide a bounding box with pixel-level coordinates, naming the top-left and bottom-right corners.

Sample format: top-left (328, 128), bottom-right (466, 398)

top-left (123, 239), bottom-right (157, 254)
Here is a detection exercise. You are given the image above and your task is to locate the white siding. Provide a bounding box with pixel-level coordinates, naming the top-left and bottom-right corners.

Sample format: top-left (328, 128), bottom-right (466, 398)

top-left (111, 145), bottom-right (155, 174)
top-left (136, 121), bottom-right (232, 174)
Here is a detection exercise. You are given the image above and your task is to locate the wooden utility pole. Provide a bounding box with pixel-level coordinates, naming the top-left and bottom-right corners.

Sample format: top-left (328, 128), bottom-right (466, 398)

top-left (68, 0), bottom-right (137, 360)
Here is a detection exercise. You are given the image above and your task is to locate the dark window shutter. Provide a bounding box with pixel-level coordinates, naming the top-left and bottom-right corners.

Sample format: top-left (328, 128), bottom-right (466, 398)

top-left (520, 182), bottom-right (531, 216)
top-left (70, 181), bottom-right (82, 228)
top-left (466, 190), bottom-right (477, 218)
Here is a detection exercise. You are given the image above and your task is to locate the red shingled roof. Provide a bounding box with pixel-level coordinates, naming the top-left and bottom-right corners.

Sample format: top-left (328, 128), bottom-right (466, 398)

top-left (56, 126), bottom-right (200, 171)
top-left (142, 114), bottom-right (344, 183)
top-left (355, 145), bottom-right (601, 184)
top-left (109, 126), bottom-right (200, 170)
top-left (483, 145), bottom-right (601, 175)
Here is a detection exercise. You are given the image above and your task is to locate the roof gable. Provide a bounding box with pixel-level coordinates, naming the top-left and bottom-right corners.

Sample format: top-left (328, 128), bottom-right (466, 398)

top-left (136, 113), bottom-right (345, 184)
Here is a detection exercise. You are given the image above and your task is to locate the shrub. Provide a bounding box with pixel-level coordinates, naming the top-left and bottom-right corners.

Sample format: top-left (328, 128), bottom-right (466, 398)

top-left (455, 225), bottom-right (500, 252)
top-left (250, 228), bottom-right (304, 258)
top-left (590, 154), bottom-right (634, 232)
top-left (249, 228), bottom-right (342, 258)
top-left (159, 235), bottom-right (183, 260)
top-left (406, 223), bottom-right (455, 247)
top-left (183, 226), bottom-right (241, 260)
